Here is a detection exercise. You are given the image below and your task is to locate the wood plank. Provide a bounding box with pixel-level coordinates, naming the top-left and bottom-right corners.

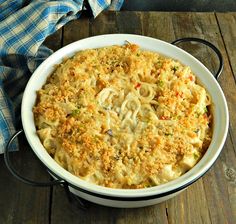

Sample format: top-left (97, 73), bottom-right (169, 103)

top-left (142, 12), bottom-right (176, 42)
top-left (202, 134), bottom-right (236, 223)
top-left (115, 11), bottom-right (143, 34)
top-left (216, 12), bottom-right (236, 150)
top-left (166, 181), bottom-right (211, 224)
top-left (44, 28), bottom-right (63, 52)
top-left (63, 14), bottom-right (90, 46)
top-left (0, 138), bottom-right (50, 224)
top-left (209, 15), bottom-right (236, 220)
top-left (90, 11), bottom-right (144, 35)
top-left (51, 186), bottom-right (168, 224)
top-left (215, 12), bottom-right (236, 221)
top-left (89, 11), bottom-right (118, 35)
top-left (216, 13), bottom-right (236, 78)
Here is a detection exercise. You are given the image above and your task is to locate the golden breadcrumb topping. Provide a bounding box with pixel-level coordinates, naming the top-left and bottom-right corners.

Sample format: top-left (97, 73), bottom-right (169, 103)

top-left (33, 43), bottom-right (212, 189)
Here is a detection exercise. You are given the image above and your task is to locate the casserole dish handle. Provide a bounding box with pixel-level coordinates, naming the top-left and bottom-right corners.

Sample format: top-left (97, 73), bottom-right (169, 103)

top-left (171, 37), bottom-right (223, 80)
top-left (4, 129), bottom-right (89, 209)
top-left (4, 130), bottom-right (64, 187)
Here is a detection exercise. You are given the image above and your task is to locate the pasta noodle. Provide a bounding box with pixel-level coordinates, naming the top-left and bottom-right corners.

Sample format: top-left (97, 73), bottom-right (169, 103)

top-left (33, 43), bottom-right (212, 189)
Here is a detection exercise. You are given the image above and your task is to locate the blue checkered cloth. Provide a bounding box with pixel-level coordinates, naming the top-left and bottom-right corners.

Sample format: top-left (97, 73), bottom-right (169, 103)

top-left (0, 0), bottom-right (124, 153)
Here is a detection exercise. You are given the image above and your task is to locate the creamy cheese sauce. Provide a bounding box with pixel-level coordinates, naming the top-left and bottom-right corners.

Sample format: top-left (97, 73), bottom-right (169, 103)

top-left (33, 43), bottom-right (212, 189)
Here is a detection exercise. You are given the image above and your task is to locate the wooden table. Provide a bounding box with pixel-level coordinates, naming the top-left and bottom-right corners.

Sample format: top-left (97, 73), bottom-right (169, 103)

top-left (1, 11), bottom-right (236, 224)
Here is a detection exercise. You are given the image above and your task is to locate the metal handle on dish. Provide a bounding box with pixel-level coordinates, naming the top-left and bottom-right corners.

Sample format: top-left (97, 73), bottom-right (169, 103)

top-left (4, 130), bottom-right (89, 209)
top-left (4, 130), bottom-right (64, 187)
top-left (171, 37), bottom-right (223, 80)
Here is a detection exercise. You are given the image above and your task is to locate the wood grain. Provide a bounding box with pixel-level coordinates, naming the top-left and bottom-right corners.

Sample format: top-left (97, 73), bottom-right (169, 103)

top-left (216, 12), bottom-right (236, 221)
top-left (63, 14), bottom-right (90, 46)
top-left (216, 12), bottom-right (236, 151)
top-left (0, 138), bottom-right (50, 224)
top-left (90, 12), bottom-right (118, 35)
top-left (51, 186), bottom-right (169, 224)
top-left (115, 11), bottom-right (143, 34)
top-left (216, 13), bottom-right (236, 79)
top-left (142, 12), bottom-right (176, 42)
top-left (44, 28), bottom-right (63, 52)
top-left (166, 181), bottom-right (212, 224)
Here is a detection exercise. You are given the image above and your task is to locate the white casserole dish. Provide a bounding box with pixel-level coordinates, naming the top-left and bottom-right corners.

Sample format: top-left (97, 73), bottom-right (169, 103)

top-left (19, 34), bottom-right (228, 208)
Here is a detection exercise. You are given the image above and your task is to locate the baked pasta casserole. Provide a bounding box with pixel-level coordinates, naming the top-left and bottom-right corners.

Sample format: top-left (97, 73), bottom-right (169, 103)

top-left (33, 43), bottom-right (212, 189)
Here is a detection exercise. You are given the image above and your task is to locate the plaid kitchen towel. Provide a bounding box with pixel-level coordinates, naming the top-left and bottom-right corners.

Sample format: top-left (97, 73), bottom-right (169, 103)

top-left (0, 0), bottom-right (124, 153)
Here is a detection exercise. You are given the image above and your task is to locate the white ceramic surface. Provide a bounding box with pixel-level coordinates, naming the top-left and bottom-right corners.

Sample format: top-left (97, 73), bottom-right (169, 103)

top-left (21, 34), bottom-right (229, 208)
